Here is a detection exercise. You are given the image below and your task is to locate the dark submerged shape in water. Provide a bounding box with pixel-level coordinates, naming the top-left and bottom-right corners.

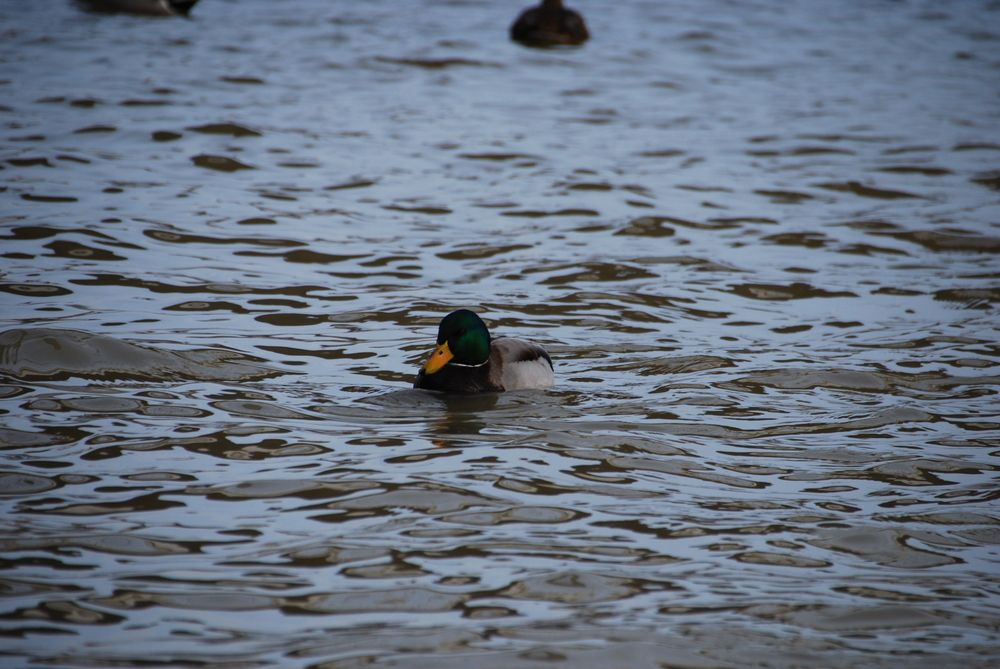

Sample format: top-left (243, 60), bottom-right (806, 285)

top-left (77, 0), bottom-right (199, 16)
top-left (0, 328), bottom-right (280, 382)
top-left (414, 309), bottom-right (554, 393)
top-left (510, 0), bottom-right (590, 47)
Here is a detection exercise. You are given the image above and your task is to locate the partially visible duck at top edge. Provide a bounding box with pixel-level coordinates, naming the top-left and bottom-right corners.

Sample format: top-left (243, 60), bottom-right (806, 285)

top-left (77, 0), bottom-right (199, 17)
top-left (510, 0), bottom-right (590, 47)
top-left (413, 309), bottom-right (554, 393)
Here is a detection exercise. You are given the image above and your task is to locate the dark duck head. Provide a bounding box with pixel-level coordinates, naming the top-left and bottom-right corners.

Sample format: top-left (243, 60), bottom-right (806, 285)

top-left (424, 309), bottom-right (491, 374)
top-left (510, 0), bottom-right (590, 48)
top-left (77, 0), bottom-right (200, 16)
top-left (414, 310), bottom-right (492, 393)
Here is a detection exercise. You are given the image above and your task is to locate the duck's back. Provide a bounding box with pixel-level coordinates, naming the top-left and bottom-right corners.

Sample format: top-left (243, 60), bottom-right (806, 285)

top-left (489, 338), bottom-right (554, 390)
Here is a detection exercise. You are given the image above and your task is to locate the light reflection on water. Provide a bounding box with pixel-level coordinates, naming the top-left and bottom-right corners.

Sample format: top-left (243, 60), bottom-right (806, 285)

top-left (1, 0), bottom-right (999, 666)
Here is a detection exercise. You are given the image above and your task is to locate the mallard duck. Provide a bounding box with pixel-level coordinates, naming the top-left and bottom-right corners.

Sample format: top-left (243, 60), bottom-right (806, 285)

top-left (510, 0), bottom-right (590, 47)
top-left (413, 309), bottom-right (554, 393)
top-left (77, 0), bottom-right (199, 16)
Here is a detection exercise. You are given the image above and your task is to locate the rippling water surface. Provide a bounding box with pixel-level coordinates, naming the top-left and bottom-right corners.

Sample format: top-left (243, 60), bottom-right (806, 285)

top-left (2, 1), bottom-right (999, 666)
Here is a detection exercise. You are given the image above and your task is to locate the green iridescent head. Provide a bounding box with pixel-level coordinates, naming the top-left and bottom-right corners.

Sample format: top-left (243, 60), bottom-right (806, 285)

top-left (423, 309), bottom-right (491, 373)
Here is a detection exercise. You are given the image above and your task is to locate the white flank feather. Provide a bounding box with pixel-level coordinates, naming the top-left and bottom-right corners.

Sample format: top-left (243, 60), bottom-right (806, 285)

top-left (501, 359), bottom-right (555, 390)
top-left (491, 337), bottom-right (554, 390)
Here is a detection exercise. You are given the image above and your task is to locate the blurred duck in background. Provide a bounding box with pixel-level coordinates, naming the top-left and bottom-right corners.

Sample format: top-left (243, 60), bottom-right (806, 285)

top-left (511, 0), bottom-right (589, 47)
top-left (77, 0), bottom-right (199, 16)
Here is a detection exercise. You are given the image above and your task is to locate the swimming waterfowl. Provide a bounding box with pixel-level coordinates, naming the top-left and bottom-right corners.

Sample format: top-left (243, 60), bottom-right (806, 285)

top-left (510, 0), bottom-right (590, 47)
top-left (413, 309), bottom-right (554, 393)
top-left (77, 0), bottom-right (199, 16)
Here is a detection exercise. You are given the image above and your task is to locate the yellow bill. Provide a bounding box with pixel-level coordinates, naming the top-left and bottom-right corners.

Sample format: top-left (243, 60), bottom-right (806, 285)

top-left (423, 342), bottom-right (453, 374)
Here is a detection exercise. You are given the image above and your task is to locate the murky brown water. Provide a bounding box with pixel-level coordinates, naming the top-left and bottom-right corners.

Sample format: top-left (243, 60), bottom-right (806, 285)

top-left (2, 0), bottom-right (999, 666)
